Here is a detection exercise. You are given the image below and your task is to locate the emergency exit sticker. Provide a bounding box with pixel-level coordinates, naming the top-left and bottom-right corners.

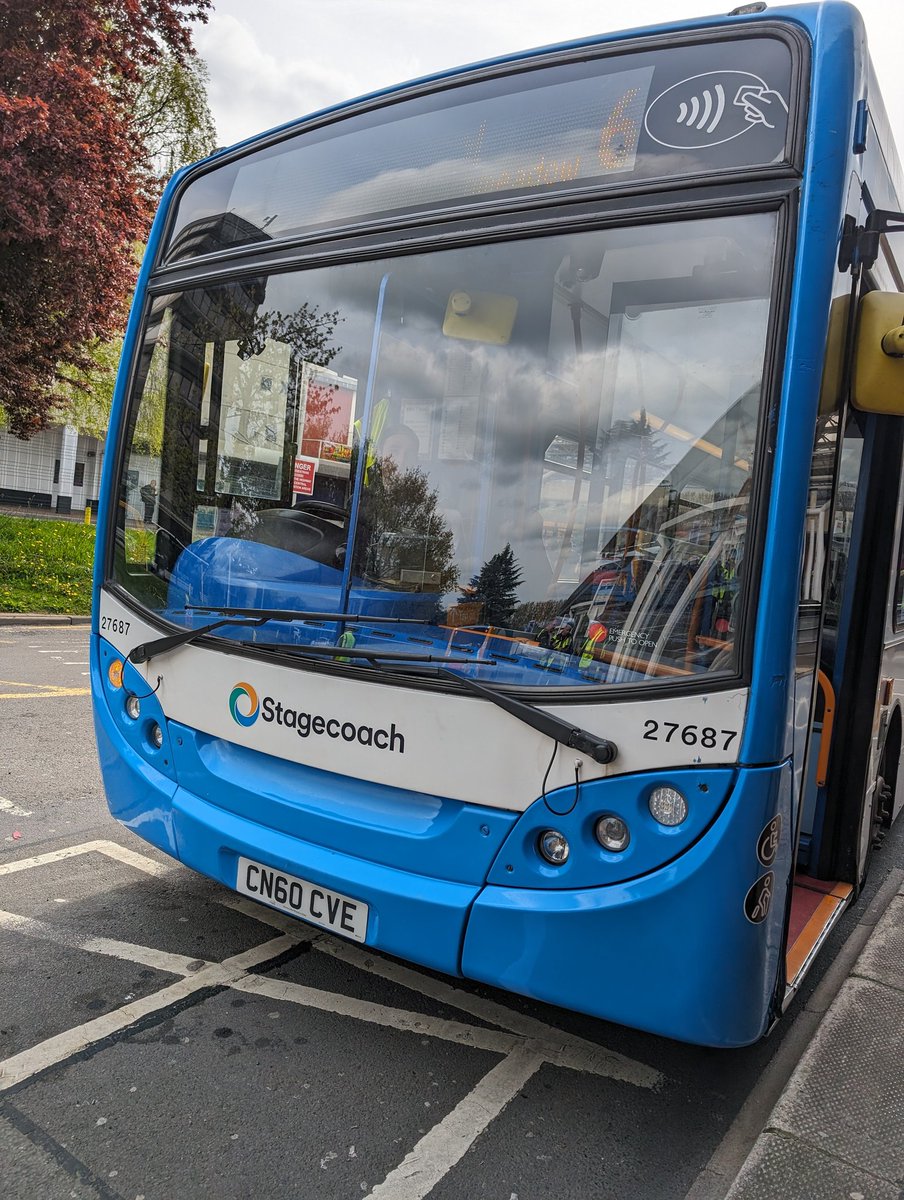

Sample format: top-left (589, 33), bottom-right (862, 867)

top-left (293, 456), bottom-right (317, 496)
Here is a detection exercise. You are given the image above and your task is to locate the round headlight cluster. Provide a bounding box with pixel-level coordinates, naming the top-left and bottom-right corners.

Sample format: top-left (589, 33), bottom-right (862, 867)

top-left (595, 814), bottom-right (630, 852)
top-left (648, 786), bottom-right (688, 826)
top-left (125, 694), bottom-right (141, 720)
top-left (150, 722), bottom-right (164, 750)
top-left (537, 829), bottom-right (570, 865)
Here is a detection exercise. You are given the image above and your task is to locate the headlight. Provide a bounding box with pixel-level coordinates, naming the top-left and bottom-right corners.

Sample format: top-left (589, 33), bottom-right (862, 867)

top-left (125, 694), bottom-right (141, 720)
top-left (595, 815), bottom-right (630, 852)
top-left (649, 786), bottom-right (688, 826)
top-left (537, 829), bottom-right (570, 865)
top-left (150, 722), bottom-right (164, 750)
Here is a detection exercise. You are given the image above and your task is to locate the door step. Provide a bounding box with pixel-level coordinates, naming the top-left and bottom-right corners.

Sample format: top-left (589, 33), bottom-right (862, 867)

top-left (784, 874), bottom-right (853, 999)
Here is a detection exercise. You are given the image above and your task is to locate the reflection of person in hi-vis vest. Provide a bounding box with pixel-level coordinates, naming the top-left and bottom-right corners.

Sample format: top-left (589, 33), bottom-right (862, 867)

top-left (354, 397), bottom-right (390, 485)
top-left (580, 621), bottom-right (607, 669)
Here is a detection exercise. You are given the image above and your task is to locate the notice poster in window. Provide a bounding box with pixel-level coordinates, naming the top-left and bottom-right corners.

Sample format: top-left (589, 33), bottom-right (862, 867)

top-left (298, 365), bottom-right (357, 460)
top-left (293, 455), bottom-right (318, 496)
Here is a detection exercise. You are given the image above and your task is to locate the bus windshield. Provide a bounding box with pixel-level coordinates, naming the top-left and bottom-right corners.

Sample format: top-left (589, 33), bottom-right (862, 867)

top-left (111, 210), bottom-right (777, 689)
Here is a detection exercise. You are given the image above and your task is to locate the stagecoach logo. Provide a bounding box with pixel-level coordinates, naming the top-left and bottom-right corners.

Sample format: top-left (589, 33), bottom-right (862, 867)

top-left (227, 680), bottom-right (406, 754)
top-left (644, 70), bottom-right (788, 150)
top-left (229, 681), bottom-right (260, 727)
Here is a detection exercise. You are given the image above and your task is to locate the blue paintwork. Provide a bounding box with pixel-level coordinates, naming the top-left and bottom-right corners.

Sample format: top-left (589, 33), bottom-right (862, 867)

top-left (488, 769), bottom-right (737, 889)
top-left (465, 763), bottom-right (794, 1047)
top-left (91, 4), bottom-right (895, 1044)
top-left (93, 627), bottom-right (791, 1042)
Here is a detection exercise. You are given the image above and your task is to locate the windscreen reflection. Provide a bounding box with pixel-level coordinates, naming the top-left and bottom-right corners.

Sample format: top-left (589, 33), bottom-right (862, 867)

top-left (112, 211), bottom-right (776, 688)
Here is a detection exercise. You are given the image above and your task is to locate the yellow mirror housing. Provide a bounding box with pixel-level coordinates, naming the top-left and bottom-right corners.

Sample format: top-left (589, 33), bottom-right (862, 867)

top-left (852, 291), bottom-right (904, 414)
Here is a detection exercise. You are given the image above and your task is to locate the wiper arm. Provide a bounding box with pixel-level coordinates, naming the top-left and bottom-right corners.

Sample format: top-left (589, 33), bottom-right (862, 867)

top-left (128, 605), bottom-right (429, 665)
top-left (187, 604), bottom-right (428, 625)
top-left (128, 616), bottom-right (268, 664)
top-left (251, 641), bottom-right (476, 666)
top-left (399, 665), bottom-right (618, 765)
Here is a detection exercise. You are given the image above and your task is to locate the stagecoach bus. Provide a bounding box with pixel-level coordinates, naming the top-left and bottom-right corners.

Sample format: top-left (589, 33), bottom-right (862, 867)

top-left (92, 1), bottom-right (904, 1045)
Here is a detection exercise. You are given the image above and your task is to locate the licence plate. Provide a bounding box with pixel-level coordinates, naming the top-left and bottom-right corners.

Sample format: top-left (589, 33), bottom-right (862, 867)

top-left (236, 856), bottom-right (368, 942)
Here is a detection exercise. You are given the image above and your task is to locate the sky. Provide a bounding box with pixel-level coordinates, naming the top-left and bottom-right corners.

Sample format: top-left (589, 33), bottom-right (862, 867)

top-left (194, 0), bottom-right (904, 153)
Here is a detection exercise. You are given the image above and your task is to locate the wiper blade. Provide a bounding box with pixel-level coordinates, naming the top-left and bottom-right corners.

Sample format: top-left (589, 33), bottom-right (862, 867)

top-left (251, 641), bottom-right (477, 665)
top-left (128, 605), bottom-right (428, 665)
top-left (187, 605), bottom-right (427, 625)
top-left (394, 664), bottom-right (618, 765)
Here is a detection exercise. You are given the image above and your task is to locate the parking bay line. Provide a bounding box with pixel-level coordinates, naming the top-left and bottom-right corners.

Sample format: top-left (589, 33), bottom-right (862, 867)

top-left (0, 933), bottom-right (297, 1092)
top-left (368, 1048), bottom-right (544, 1200)
top-left (218, 891), bottom-right (660, 1090)
top-left (0, 839), bottom-right (176, 879)
top-left (1, 838), bottom-right (665, 1200)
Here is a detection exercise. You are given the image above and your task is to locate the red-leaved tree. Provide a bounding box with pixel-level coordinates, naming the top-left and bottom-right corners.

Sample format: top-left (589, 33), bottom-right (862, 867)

top-left (0, 0), bottom-right (211, 437)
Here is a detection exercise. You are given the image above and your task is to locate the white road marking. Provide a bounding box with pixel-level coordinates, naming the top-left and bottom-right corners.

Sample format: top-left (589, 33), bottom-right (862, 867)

top-left (0, 796), bottom-right (32, 818)
top-left (0, 909), bottom-right (210, 975)
top-left (0, 835), bottom-right (666, 1200)
top-left (217, 892), bottom-right (660, 1088)
top-left (315, 933), bottom-right (660, 1089)
top-left (368, 1049), bottom-right (543, 1200)
top-left (0, 839), bottom-right (176, 879)
top-left (0, 933), bottom-right (294, 1091)
top-left (64, 662), bottom-right (89, 666)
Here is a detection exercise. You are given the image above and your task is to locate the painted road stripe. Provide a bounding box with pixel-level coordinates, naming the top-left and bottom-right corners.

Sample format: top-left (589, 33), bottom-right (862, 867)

top-left (0, 934), bottom-right (295, 1091)
top-left (315, 925), bottom-right (661, 1088)
top-left (0, 910), bottom-right (211, 976)
top-left (0, 839), bottom-right (176, 879)
top-left (0, 797), bottom-right (32, 818)
top-left (368, 1049), bottom-right (543, 1200)
top-left (0, 688), bottom-right (90, 699)
top-left (218, 879), bottom-right (661, 1087)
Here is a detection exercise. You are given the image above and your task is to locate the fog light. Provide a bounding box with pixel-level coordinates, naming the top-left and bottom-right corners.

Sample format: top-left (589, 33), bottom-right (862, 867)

top-left (538, 829), bottom-right (570, 865)
top-left (595, 814), bottom-right (630, 852)
top-left (125, 694), bottom-right (141, 720)
top-left (150, 722), bottom-right (164, 749)
top-left (649, 786), bottom-right (688, 826)
top-left (108, 659), bottom-right (124, 689)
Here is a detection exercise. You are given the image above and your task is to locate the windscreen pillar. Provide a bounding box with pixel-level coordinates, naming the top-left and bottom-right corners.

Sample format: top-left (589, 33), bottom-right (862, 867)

top-left (55, 424), bottom-right (78, 515)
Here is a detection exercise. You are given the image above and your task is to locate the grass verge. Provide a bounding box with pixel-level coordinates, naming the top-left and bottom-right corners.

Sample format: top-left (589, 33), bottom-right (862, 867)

top-left (0, 515), bottom-right (95, 614)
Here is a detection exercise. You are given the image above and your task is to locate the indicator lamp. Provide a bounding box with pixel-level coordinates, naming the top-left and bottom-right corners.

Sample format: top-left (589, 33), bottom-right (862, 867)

top-left (649, 786), bottom-right (688, 827)
top-left (538, 829), bottom-right (570, 865)
top-left (595, 814), bottom-right (630, 852)
top-left (125, 694), bottom-right (141, 720)
top-left (108, 659), bottom-right (124, 689)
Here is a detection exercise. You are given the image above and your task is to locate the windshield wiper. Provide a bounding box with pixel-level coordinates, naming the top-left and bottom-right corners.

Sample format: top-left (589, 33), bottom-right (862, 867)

top-left (186, 604), bottom-right (427, 625)
top-left (250, 641), bottom-right (477, 666)
top-left (128, 605), bottom-right (426, 665)
top-left (374, 662), bottom-right (618, 765)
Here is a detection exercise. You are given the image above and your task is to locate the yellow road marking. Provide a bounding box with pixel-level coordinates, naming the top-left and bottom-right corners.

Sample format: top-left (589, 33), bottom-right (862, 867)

top-left (0, 688), bottom-right (89, 699)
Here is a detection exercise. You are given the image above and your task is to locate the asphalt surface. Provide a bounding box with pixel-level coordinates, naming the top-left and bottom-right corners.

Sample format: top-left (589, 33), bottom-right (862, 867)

top-left (1, 623), bottom-right (903, 1200)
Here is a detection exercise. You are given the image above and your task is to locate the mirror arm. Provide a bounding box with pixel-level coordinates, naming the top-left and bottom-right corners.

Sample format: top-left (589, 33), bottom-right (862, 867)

top-left (857, 209), bottom-right (904, 271)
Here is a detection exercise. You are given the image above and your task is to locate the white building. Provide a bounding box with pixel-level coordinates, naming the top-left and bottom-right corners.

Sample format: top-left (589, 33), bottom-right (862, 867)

top-left (0, 423), bottom-right (105, 515)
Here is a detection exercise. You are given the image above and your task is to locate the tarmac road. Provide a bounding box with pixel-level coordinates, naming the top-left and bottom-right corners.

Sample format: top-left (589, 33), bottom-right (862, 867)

top-left (1, 622), bottom-right (902, 1200)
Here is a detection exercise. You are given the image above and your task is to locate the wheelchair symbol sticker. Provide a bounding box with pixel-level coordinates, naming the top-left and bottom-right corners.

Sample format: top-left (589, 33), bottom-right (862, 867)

top-left (644, 70), bottom-right (789, 150)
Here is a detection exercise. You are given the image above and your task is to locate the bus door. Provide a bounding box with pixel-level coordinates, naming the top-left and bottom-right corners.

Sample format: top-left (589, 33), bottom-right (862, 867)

top-left (786, 201), bottom-right (904, 996)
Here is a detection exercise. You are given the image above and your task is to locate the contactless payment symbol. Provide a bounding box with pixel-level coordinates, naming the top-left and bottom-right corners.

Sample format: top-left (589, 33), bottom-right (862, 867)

top-left (644, 70), bottom-right (788, 149)
top-left (229, 682), bottom-right (259, 727)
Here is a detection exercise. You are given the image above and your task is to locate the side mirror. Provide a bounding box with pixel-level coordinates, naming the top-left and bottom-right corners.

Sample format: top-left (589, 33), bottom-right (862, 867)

top-left (851, 291), bottom-right (904, 414)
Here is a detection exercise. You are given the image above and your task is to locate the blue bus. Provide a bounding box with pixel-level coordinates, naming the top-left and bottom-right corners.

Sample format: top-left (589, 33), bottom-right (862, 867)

top-left (92, 2), bottom-right (904, 1046)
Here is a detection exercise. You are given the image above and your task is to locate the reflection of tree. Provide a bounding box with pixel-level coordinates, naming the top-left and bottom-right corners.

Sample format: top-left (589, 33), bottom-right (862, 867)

top-left (236, 303), bottom-right (342, 368)
top-left (302, 378), bottom-right (343, 451)
top-left (358, 458), bottom-right (458, 593)
top-left (464, 543), bottom-right (523, 627)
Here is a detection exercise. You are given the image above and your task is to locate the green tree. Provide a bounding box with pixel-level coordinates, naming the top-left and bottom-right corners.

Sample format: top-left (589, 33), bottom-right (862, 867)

top-left (132, 51), bottom-right (218, 177)
top-left (465, 543), bottom-right (524, 626)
